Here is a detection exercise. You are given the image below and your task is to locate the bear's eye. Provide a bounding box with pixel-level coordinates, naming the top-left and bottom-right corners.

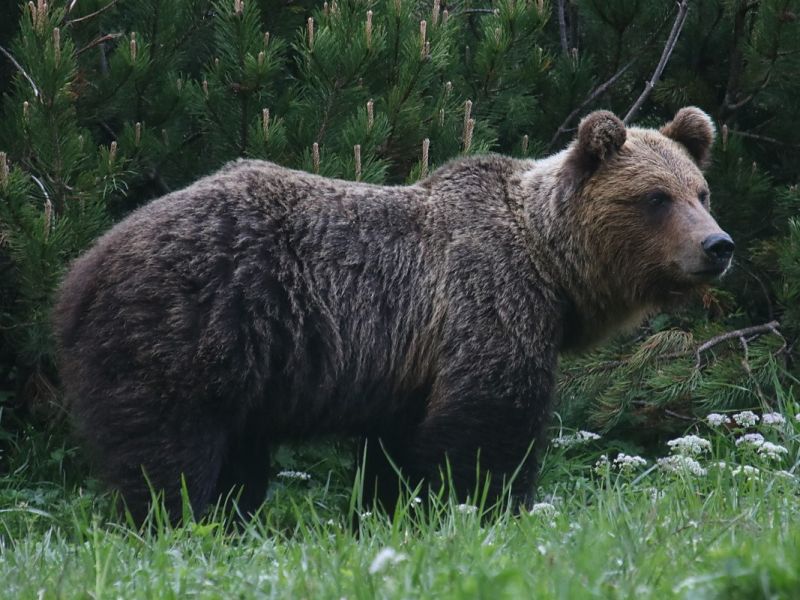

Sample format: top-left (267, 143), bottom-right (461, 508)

top-left (645, 191), bottom-right (671, 208)
top-left (699, 190), bottom-right (709, 207)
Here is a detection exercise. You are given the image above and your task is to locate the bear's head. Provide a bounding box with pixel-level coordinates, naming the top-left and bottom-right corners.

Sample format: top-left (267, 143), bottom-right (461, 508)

top-left (557, 107), bottom-right (732, 345)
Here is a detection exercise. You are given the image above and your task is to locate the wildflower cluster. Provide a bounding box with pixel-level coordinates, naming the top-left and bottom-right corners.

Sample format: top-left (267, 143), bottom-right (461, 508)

top-left (276, 470), bottom-right (312, 481)
top-left (657, 455), bottom-right (707, 477)
top-left (529, 502), bottom-right (559, 518)
top-left (653, 406), bottom-right (798, 479)
top-left (732, 410), bottom-right (759, 427)
top-left (456, 504), bottom-right (477, 515)
top-left (593, 452), bottom-right (647, 475)
top-left (657, 433), bottom-right (711, 476)
top-left (551, 430), bottom-right (601, 448)
top-left (735, 433), bottom-right (789, 460)
top-left (573, 408), bottom-right (795, 497)
top-left (761, 412), bottom-right (786, 427)
top-left (369, 547), bottom-right (407, 575)
top-left (731, 465), bottom-right (760, 479)
top-left (613, 453), bottom-right (647, 473)
top-left (706, 413), bottom-right (731, 427)
top-left (594, 454), bottom-right (610, 474)
top-left (666, 435), bottom-right (711, 456)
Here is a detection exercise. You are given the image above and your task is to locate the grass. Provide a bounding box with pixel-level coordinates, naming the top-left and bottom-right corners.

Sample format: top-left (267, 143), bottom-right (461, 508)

top-left (1, 410), bottom-right (799, 599)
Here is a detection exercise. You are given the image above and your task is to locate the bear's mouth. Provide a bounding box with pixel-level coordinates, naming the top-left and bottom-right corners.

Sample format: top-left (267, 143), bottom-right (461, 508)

top-left (691, 263), bottom-right (730, 280)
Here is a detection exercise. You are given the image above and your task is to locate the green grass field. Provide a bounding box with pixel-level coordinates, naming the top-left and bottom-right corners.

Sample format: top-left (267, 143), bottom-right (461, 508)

top-left (2, 407), bottom-right (799, 599)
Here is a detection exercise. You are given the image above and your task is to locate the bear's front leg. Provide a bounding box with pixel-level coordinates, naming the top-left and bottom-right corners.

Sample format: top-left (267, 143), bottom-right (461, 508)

top-left (400, 393), bottom-right (550, 509)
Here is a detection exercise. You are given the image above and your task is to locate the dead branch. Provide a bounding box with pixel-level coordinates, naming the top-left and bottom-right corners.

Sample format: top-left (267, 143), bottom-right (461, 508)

top-left (458, 8), bottom-right (497, 15)
top-left (694, 320), bottom-right (780, 368)
top-left (547, 9), bottom-right (674, 152)
top-left (728, 129), bottom-right (800, 149)
top-left (0, 44), bottom-right (40, 98)
top-left (664, 408), bottom-right (695, 422)
top-left (76, 33), bottom-right (123, 56)
top-left (631, 401), bottom-right (695, 422)
top-left (65, 0), bottom-right (120, 26)
top-left (547, 59), bottom-right (634, 151)
top-left (557, 0), bottom-right (569, 56)
top-left (720, 0), bottom-right (760, 119)
top-left (623, 0), bottom-right (690, 125)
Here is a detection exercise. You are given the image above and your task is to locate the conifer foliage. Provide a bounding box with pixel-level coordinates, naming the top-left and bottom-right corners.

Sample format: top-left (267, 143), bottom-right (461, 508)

top-left (0, 0), bottom-right (798, 443)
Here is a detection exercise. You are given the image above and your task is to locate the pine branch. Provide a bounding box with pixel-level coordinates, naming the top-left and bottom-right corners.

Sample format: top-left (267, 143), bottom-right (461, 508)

top-left (623, 0), bottom-right (689, 125)
top-left (573, 321), bottom-right (783, 375)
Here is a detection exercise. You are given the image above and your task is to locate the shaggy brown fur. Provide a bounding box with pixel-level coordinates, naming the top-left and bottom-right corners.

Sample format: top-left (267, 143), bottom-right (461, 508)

top-left (54, 107), bottom-right (731, 521)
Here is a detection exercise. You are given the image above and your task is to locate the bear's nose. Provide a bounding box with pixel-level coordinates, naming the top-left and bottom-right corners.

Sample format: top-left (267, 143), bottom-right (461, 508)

top-left (702, 233), bottom-right (735, 262)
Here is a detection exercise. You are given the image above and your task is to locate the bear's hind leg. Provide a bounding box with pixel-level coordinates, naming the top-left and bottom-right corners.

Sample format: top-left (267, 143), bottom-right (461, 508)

top-left (214, 418), bottom-right (272, 518)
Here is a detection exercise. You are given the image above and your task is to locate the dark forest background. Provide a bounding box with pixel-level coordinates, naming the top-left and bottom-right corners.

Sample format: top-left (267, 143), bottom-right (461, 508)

top-left (0, 0), bottom-right (798, 475)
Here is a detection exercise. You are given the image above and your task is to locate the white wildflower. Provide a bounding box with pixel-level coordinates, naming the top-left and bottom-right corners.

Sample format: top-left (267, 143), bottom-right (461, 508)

top-left (612, 453), bottom-right (647, 472)
top-left (732, 411), bottom-right (759, 427)
top-left (276, 470), bottom-right (311, 481)
top-left (761, 412), bottom-right (786, 427)
top-left (368, 547), bottom-right (407, 574)
top-left (411, 497), bottom-right (422, 505)
top-left (456, 504), bottom-right (478, 515)
top-left (757, 441), bottom-right (789, 461)
top-left (360, 511), bottom-right (373, 519)
top-left (706, 413), bottom-right (731, 427)
top-left (710, 461), bottom-right (728, 469)
top-left (529, 502), bottom-right (559, 518)
top-left (552, 430), bottom-right (601, 448)
top-left (594, 454), bottom-right (610, 473)
top-left (731, 465), bottom-right (760, 479)
top-left (775, 470), bottom-right (795, 480)
top-left (667, 435), bottom-right (711, 456)
top-left (796, 414), bottom-right (800, 423)
top-left (657, 455), bottom-right (707, 476)
top-left (537, 544), bottom-right (548, 556)
top-left (735, 433), bottom-right (765, 448)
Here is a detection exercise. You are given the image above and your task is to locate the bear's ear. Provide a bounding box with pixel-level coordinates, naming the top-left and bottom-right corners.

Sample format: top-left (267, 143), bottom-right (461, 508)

top-left (660, 107), bottom-right (716, 168)
top-left (568, 110), bottom-right (627, 175)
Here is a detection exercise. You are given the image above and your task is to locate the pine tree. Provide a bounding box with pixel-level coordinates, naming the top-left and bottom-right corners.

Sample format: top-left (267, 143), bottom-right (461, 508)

top-left (0, 0), bottom-right (798, 445)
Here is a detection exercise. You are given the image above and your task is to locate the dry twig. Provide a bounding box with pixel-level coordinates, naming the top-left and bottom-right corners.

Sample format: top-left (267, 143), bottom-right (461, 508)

top-left (728, 129), bottom-right (800, 149)
top-left (557, 0), bottom-right (569, 56)
top-left (694, 320), bottom-right (780, 368)
top-left (547, 10), bottom-right (674, 151)
top-left (547, 59), bottom-right (634, 151)
top-left (0, 44), bottom-right (40, 98)
top-left (76, 33), bottom-right (123, 56)
top-left (623, 0), bottom-right (689, 125)
top-left (64, 0), bottom-right (120, 26)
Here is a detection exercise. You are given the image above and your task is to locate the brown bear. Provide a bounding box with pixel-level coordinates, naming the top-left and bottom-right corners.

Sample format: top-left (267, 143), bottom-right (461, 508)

top-left (54, 107), bottom-right (732, 522)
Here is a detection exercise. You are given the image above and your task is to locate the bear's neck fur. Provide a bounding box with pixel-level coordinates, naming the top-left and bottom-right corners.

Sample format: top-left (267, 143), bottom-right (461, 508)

top-left (510, 153), bottom-right (652, 352)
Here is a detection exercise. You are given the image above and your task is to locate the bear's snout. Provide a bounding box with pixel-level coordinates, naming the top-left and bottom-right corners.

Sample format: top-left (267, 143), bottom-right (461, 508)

top-left (701, 233), bottom-right (735, 264)
top-left (690, 230), bottom-right (734, 279)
